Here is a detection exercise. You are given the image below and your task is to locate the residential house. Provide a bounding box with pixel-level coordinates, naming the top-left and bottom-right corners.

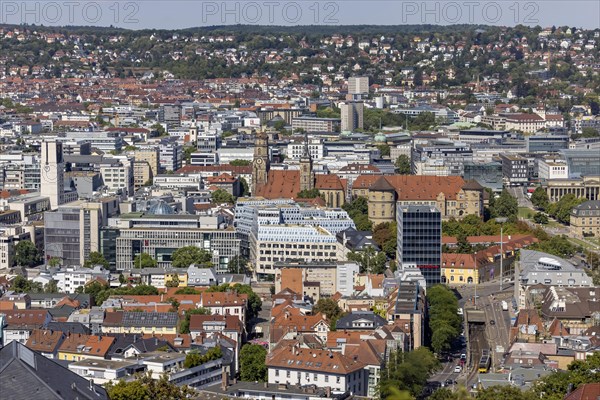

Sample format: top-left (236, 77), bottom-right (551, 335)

top-left (270, 309), bottom-right (330, 347)
top-left (266, 344), bottom-right (368, 396)
top-left (0, 341), bottom-right (109, 400)
top-left (1, 309), bottom-right (51, 346)
top-left (106, 333), bottom-right (178, 359)
top-left (57, 333), bottom-right (115, 362)
top-left (25, 328), bottom-right (67, 359)
top-left (68, 358), bottom-right (138, 385)
top-left (198, 292), bottom-right (248, 326)
top-left (335, 311), bottom-right (387, 331)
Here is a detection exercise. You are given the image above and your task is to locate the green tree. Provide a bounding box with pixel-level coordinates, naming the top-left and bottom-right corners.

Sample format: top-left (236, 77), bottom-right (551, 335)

top-left (530, 186), bottom-right (549, 210)
top-left (10, 275), bottom-right (43, 293)
top-left (531, 235), bottom-right (578, 258)
top-left (105, 372), bottom-right (194, 400)
top-left (183, 346), bottom-right (223, 368)
top-left (372, 222), bottom-right (398, 259)
top-left (183, 145), bottom-right (195, 163)
top-left (347, 246), bottom-right (387, 274)
top-left (150, 123), bottom-right (166, 136)
top-left (428, 285), bottom-right (461, 354)
top-left (227, 255), bottom-right (249, 274)
top-left (395, 155), bottom-right (412, 175)
top-left (44, 280), bottom-right (58, 293)
top-left (312, 298), bottom-right (343, 321)
top-left (546, 194), bottom-right (586, 224)
top-left (456, 232), bottom-right (473, 253)
top-left (379, 348), bottom-right (440, 399)
top-left (533, 212), bottom-right (549, 224)
top-left (171, 246), bottom-right (212, 268)
top-left (83, 252), bottom-right (109, 269)
top-left (48, 257), bottom-right (61, 268)
top-left (165, 275), bottom-right (180, 288)
top-left (13, 240), bottom-right (40, 267)
top-left (230, 159), bottom-right (251, 166)
top-left (297, 188), bottom-right (321, 198)
top-left (174, 287), bottom-right (201, 295)
top-left (239, 344), bottom-right (267, 382)
top-left (211, 188), bottom-right (235, 204)
top-left (476, 386), bottom-right (537, 400)
top-left (133, 253), bottom-right (157, 268)
top-left (377, 144), bottom-right (391, 157)
top-left (239, 177), bottom-right (250, 197)
top-left (493, 189), bottom-right (519, 221)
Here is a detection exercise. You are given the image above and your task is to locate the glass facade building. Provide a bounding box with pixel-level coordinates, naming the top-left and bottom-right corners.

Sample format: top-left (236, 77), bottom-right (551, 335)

top-left (396, 205), bottom-right (442, 287)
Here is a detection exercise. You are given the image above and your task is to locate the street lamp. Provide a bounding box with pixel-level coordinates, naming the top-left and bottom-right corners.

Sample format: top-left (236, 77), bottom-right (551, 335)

top-left (496, 217), bottom-right (508, 291)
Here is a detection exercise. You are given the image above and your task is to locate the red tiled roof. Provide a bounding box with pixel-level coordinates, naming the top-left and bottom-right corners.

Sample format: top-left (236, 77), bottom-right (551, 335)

top-left (564, 383), bottom-right (600, 400)
top-left (352, 175), bottom-right (470, 201)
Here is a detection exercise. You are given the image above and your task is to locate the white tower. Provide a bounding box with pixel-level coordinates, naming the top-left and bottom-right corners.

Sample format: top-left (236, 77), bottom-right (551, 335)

top-left (40, 140), bottom-right (65, 210)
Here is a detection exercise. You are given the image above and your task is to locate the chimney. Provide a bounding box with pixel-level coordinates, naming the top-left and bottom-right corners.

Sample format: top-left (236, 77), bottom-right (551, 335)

top-left (221, 368), bottom-right (229, 391)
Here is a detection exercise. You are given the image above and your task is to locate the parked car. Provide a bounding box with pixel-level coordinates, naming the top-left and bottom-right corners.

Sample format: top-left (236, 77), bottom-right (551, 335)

top-left (460, 353), bottom-right (467, 360)
top-left (490, 320), bottom-right (496, 325)
top-left (454, 366), bottom-right (462, 373)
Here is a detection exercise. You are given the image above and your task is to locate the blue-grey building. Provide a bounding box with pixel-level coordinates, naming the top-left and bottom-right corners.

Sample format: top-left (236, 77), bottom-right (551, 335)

top-left (396, 205), bottom-right (442, 288)
top-left (560, 149), bottom-right (600, 177)
top-left (526, 134), bottom-right (569, 153)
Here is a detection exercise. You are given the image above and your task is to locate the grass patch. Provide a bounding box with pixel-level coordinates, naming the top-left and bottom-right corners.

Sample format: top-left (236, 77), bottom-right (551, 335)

top-left (568, 237), bottom-right (599, 251)
top-left (518, 207), bottom-right (534, 219)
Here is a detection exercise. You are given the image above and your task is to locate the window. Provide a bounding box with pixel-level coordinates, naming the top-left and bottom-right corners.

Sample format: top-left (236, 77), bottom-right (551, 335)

top-left (286, 371), bottom-right (290, 378)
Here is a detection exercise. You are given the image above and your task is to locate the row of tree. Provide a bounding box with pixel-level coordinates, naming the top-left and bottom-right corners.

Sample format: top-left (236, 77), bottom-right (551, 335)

top-left (427, 285), bottom-right (462, 354)
top-left (531, 188), bottom-right (587, 224)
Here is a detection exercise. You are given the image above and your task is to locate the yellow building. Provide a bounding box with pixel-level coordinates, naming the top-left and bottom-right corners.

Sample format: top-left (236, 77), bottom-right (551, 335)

top-left (441, 253), bottom-right (480, 285)
top-left (352, 175), bottom-right (484, 225)
top-left (58, 334), bottom-right (114, 362)
top-left (570, 200), bottom-right (600, 238)
top-left (165, 271), bottom-right (188, 287)
top-left (133, 160), bottom-right (153, 190)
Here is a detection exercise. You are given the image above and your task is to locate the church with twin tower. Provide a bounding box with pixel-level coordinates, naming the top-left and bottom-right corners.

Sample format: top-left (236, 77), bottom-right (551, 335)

top-left (251, 131), bottom-right (345, 208)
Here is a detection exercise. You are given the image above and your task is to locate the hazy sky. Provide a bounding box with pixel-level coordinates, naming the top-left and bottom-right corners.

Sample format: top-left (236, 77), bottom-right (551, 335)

top-left (1, 1), bottom-right (598, 30)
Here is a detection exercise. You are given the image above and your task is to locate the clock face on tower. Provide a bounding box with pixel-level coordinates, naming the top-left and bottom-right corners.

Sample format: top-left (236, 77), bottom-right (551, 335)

top-left (255, 158), bottom-right (264, 165)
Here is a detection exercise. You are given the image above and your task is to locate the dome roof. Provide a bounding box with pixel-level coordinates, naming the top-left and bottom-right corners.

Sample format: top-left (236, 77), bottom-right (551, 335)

top-left (147, 200), bottom-right (174, 215)
top-left (374, 133), bottom-right (386, 143)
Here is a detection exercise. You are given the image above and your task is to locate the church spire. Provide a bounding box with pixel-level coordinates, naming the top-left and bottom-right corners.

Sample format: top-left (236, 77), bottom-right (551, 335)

top-left (302, 131), bottom-right (310, 159)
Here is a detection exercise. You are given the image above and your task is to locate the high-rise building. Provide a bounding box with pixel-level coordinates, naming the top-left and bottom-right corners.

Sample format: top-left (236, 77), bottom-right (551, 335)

top-left (340, 102), bottom-right (364, 133)
top-left (396, 205), bottom-right (442, 287)
top-left (40, 140), bottom-right (65, 210)
top-left (44, 198), bottom-right (119, 266)
top-left (348, 76), bottom-right (370, 95)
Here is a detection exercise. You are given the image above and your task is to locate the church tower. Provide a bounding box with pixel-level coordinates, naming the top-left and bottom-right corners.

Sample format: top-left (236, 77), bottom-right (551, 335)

top-left (188, 119), bottom-right (199, 145)
top-left (252, 130), bottom-right (269, 195)
top-left (299, 132), bottom-right (314, 192)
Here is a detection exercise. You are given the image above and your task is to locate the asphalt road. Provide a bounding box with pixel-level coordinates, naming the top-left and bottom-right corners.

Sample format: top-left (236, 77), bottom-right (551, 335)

top-left (455, 281), bottom-right (514, 390)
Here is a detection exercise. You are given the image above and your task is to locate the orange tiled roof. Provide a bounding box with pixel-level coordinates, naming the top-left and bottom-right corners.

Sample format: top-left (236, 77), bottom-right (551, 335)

top-left (352, 175), bottom-right (470, 200)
